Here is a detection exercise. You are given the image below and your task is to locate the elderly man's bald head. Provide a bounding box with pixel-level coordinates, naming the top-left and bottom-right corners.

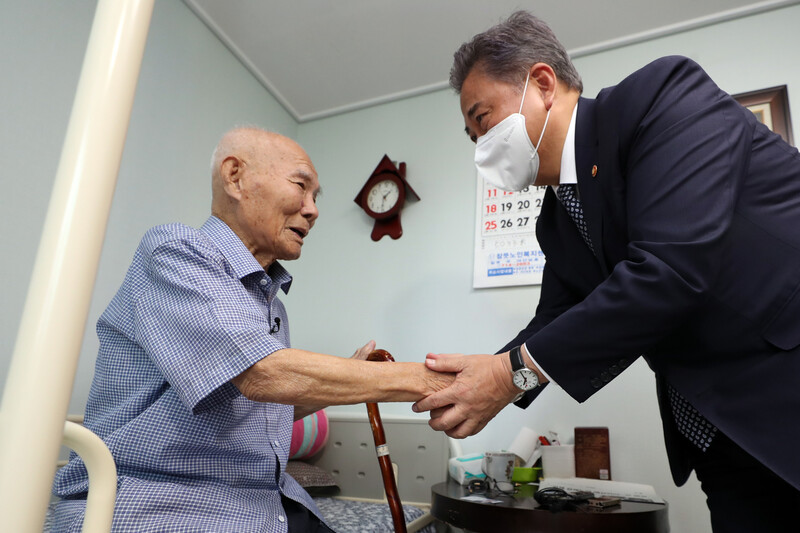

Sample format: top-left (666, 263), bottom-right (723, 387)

top-left (212, 128), bottom-right (279, 198)
top-left (210, 127), bottom-right (320, 267)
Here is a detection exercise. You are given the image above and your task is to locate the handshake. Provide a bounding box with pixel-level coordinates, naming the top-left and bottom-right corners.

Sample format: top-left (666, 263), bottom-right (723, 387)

top-left (347, 340), bottom-right (547, 439)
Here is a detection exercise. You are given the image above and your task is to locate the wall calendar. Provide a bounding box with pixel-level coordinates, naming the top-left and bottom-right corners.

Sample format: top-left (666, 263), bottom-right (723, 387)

top-left (473, 177), bottom-right (547, 288)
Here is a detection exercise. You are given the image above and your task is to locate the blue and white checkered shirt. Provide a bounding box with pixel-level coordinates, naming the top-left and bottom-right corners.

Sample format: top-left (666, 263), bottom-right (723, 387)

top-left (51, 216), bottom-right (323, 532)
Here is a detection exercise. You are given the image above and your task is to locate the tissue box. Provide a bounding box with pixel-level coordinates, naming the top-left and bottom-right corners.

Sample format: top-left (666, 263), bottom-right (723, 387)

top-left (448, 453), bottom-right (486, 485)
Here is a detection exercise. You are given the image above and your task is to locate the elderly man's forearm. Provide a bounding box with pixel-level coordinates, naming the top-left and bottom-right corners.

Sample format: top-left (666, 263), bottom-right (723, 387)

top-left (232, 349), bottom-right (453, 406)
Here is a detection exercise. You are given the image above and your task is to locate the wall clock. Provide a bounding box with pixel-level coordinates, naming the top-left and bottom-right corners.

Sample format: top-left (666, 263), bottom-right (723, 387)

top-left (354, 155), bottom-right (420, 241)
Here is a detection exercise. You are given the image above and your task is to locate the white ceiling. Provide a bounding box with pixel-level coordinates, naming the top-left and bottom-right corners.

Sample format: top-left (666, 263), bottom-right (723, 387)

top-left (183, 0), bottom-right (793, 123)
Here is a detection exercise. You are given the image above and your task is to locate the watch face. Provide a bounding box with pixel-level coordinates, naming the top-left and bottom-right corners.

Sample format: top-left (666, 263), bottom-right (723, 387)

top-left (366, 178), bottom-right (400, 215)
top-left (513, 368), bottom-right (538, 391)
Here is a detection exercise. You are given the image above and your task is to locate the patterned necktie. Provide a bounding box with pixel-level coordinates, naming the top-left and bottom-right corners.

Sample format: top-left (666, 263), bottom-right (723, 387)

top-left (667, 385), bottom-right (717, 451)
top-left (556, 184), bottom-right (594, 253)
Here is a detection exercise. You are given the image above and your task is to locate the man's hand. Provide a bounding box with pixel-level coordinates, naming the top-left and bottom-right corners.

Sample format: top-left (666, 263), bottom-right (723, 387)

top-left (412, 352), bottom-right (519, 438)
top-left (351, 340), bottom-right (377, 360)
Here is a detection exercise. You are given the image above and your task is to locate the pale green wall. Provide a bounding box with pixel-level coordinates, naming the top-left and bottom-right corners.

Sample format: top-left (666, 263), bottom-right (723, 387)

top-left (0, 0), bottom-right (297, 414)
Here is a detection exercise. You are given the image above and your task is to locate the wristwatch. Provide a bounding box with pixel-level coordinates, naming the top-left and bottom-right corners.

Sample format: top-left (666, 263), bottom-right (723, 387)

top-left (509, 345), bottom-right (539, 402)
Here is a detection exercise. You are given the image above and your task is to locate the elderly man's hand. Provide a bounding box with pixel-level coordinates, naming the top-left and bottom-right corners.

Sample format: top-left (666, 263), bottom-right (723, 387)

top-left (412, 352), bottom-right (519, 438)
top-left (351, 340), bottom-right (377, 360)
top-left (352, 341), bottom-right (455, 398)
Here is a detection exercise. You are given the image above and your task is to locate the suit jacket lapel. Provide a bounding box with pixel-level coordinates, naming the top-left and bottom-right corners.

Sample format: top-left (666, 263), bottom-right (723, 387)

top-left (574, 97), bottom-right (610, 277)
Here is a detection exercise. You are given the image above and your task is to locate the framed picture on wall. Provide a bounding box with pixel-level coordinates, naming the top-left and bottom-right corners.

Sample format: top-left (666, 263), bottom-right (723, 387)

top-left (733, 85), bottom-right (794, 146)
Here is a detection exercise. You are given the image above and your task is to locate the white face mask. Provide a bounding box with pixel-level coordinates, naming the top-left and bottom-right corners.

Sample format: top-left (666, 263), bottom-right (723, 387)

top-left (474, 73), bottom-right (550, 192)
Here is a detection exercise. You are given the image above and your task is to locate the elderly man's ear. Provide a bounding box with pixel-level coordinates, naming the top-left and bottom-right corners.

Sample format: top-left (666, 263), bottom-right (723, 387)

top-left (220, 156), bottom-right (245, 201)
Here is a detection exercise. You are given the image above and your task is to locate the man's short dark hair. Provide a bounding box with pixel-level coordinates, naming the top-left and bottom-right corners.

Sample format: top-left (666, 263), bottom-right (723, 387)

top-left (450, 11), bottom-right (583, 94)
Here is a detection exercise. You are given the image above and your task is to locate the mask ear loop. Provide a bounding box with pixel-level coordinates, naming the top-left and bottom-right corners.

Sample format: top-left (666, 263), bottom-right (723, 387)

top-left (519, 72), bottom-right (531, 114)
top-left (535, 107), bottom-right (551, 150)
top-left (519, 70), bottom-right (550, 150)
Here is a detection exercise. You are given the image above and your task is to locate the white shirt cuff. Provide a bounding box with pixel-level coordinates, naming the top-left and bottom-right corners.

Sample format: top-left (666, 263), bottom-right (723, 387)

top-left (522, 342), bottom-right (554, 383)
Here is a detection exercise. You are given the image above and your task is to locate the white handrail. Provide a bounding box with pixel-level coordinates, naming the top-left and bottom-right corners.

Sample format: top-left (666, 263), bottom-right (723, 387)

top-left (61, 421), bottom-right (118, 533)
top-left (0, 0), bottom-right (154, 530)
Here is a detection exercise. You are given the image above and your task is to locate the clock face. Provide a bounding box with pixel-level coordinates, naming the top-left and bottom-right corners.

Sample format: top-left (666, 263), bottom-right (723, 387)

top-left (366, 178), bottom-right (400, 215)
top-left (513, 368), bottom-right (539, 390)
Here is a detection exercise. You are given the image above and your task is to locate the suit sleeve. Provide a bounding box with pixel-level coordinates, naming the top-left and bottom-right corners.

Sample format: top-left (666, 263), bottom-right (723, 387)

top-left (526, 57), bottom-right (754, 403)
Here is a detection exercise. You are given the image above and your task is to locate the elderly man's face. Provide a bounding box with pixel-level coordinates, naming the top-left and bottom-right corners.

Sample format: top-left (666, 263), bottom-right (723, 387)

top-left (236, 137), bottom-right (320, 267)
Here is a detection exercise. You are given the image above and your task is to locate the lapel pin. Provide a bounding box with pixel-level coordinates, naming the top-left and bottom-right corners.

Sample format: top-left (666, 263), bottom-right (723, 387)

top-left (591, 165), bottom-right (598, 178)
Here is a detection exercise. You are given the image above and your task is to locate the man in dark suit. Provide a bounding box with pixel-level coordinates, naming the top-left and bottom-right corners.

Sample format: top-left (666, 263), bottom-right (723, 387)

top-left (413, 11), bottom-right (800, 531)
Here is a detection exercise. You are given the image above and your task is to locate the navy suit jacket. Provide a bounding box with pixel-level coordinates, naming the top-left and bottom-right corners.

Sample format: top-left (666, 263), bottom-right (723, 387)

top-left (501, 56), bottom-right (800, 489)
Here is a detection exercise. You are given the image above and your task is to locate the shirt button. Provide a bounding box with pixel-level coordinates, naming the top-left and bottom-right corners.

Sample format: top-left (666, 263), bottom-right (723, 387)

top-left (260, 279), bottom-right (268, 286)
top-left (278, 515), bottom-right (285, 523)
top-left (274, 440), bottom-right (280, 447)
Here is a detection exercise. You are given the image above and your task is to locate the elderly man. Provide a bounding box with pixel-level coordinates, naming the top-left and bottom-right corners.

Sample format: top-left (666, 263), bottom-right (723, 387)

top-left (52, 127), bottom-right (451, 532)
top-left (413, 11), bottom-right (800, 532)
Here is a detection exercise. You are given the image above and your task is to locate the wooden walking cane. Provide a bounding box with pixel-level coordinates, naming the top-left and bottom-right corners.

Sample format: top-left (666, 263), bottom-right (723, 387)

top-left (366, 349), bottom-right (407, 533)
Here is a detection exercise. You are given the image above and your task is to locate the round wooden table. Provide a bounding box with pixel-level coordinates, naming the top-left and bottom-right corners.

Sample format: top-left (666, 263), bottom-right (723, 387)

top-left (431, 480), bottom-right (669, 532)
